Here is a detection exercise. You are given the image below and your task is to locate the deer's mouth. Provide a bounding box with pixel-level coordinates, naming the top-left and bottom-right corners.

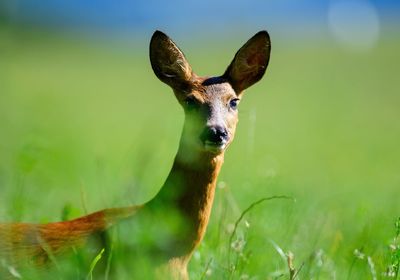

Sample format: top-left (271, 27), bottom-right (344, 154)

top-left (203, 140), bottom-right (227, 153)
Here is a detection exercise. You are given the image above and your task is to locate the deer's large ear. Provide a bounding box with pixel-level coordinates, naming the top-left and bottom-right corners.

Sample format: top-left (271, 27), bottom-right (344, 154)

top-left (223, 31), bottom-right (271, 93)
top-left (150, 30), bottom-right (193, 91)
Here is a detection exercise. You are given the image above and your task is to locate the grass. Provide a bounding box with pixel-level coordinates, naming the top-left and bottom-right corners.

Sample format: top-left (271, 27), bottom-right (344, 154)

top-left (0, 28), bottom-right (399, 279)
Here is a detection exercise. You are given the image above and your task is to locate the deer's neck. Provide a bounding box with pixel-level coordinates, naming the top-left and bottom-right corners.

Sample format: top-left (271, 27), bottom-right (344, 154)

top-left (149, 139), bottom-right (224, 256)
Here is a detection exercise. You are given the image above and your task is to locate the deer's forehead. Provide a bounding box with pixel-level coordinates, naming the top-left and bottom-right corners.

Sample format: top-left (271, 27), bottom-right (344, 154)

top-left (194, 82), bottom-right (236, 102)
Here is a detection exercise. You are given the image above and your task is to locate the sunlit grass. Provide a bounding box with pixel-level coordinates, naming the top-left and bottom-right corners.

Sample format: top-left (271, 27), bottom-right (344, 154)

top-left (0, 29), bottom-right (399, 278)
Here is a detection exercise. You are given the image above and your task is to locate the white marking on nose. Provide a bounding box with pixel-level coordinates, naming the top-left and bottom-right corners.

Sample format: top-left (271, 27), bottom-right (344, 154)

top-left (207, 100), bottom-right (227, 129)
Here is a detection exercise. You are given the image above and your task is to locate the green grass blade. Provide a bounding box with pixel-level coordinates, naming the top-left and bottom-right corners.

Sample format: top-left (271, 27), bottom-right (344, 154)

top-left (86, 248), bottom-right (105, 280)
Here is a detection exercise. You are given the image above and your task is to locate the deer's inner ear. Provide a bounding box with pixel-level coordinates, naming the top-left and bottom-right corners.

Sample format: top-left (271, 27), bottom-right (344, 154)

top-left (150, 31), bottom-right (193, 91)
top-left (223, 31), bottom-right (271, 94)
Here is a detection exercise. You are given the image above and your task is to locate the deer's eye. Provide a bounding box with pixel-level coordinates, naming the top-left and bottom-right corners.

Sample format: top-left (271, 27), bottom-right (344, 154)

top-left (229, 98), bottom-right (240, 110)
top-left (184, 97), bottom-right (198, 111)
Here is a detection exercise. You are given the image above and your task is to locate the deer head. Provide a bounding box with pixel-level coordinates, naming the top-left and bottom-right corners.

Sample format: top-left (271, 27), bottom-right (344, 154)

top-left (150, 31), bottom-right (271, 160)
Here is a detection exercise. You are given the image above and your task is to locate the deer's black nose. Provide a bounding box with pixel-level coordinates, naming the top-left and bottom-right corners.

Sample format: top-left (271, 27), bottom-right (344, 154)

top-left (201, 126), bottom-right (229, 144)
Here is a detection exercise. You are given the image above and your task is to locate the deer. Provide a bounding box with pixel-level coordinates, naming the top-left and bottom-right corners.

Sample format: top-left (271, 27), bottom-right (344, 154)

top-left (0, 30), bottom-right (271, 279)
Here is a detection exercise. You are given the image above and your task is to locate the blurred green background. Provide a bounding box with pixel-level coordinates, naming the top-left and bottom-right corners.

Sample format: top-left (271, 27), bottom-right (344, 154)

top-left (0, 0), bottom-right (399, 279)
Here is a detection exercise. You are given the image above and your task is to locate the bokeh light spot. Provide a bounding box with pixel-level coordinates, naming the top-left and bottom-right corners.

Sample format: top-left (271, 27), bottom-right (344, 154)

top-left (328, 0), bottom-right (380, 52)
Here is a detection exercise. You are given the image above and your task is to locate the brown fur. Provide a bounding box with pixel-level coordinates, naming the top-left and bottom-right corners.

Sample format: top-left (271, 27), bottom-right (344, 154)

top-left (0, 30), bottom-right (271, 279)
top-left (0, 206), bottom-right (140, 266)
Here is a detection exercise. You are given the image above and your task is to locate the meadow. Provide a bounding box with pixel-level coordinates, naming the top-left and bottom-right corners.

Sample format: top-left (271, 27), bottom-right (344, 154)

top-left (0, 28), bottom-right (399, 279)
